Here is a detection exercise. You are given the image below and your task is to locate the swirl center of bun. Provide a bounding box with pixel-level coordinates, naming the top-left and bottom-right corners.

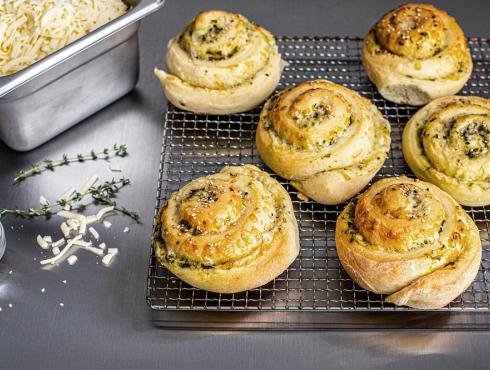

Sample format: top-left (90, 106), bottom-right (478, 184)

top-left (375, 4), bottom-right (446, 59)
top-left (355, 181), bottom-right (445, 251)
top-left (421, 101), bottom-right (490, 181)
top-left (179, 180), bottom-right (244, 234)
top-left (269, 84), bottom-right (353, 149)
top-left (374, 184), bottom-right (428, 219)
top-left (449, 116), bottom-right (490, 157)
top-left (179, 10), bottom-right (249, 61)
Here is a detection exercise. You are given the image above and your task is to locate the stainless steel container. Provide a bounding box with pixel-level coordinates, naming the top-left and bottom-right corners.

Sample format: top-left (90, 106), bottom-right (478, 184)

top-left (0, 0), bottom-right (164, 152)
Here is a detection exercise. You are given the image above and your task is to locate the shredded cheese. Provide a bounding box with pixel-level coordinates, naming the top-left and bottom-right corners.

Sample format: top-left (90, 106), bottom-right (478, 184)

top-left (108, 164), bottom-right (122, 172)
top-left (39, 195), bottom-right (49, 206)
top-left (102, 253), bottom-right (116, 266)
top-left (59, 186), bottom-right (76, 201)
top-left (107, 248), bottom-right (118, 255)
top-left (57, 210), bottom-right (84, 220)
top-left (37, 235), bottom-right (49, 249)
top-left (86, 215), bottom-right (98, 225)
top-left (73, 240), bottom-right (92, 248)
top-left (74, 240), bottom-right (105, 256)
top-left (79, 174), bottom-right (99, 195)
top-left (89, 227), bottom-right (100, 240)
top-left (96, 206), bottom-right (114, 221)
top-left (66, 219), bottom-right (80, 229)
top-left (79, 217), bottom-right (87, 235)
top-left (0, 0), bottom-right (128, 76)
top-left (40, 234), bottom-right (82, 265)
top-left (36, 199), bottom-right (126, 268)
top-left (52, 238), bottom-right (65, 248)
top-left (85, 246), bottom-right (104, 256)
top-left (60, 222), bottom-right (71, 237)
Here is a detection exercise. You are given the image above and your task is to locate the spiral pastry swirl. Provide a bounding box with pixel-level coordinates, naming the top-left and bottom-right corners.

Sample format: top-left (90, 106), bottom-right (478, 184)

top-left (256, 80), bottom-right (391, 205)
top-left (362, 3), bottom-right (472, 106)
top-left (336, 177), bottom-right (481, 308)
top-left (154, 10), bottom-right (284, 114)
top-left (403, 96), bottom-right (490, 206)
top-left (153, 165), bottom-right (300, 293)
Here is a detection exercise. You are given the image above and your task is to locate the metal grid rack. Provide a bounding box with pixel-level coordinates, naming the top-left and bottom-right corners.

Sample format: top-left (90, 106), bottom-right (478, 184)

top-left (146, 36), bottom-right (490, 329)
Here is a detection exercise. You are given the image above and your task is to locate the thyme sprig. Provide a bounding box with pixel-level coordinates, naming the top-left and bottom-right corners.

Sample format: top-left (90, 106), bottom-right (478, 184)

top-left (13, 144), bottom-right (128, 183)
top-left (0, 178), bottom-right (139, 221)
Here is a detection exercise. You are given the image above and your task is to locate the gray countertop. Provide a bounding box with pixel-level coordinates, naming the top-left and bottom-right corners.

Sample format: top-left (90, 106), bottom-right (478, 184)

top-left (1, 0), bottom-right (490, 369)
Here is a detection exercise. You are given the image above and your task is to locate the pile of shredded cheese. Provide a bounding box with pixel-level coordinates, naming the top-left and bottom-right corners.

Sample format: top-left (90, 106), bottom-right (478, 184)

top-left (0, 0), bottom-right (128, 76)
top-left (36, 174), bottom-right (122, 267)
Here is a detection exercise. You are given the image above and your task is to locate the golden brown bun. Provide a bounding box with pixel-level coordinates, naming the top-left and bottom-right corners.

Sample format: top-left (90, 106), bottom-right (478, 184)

top-left (336, 177), bottom-right (481, 309)
top-left (153, 165), bottom-right (300, 293)
top-left (362, 3), bottom-right (472, 106)
top-left (403, 95), bottom-right (490, 206)
top-left (154, 10), bottom-right (284, 114)
top-left (256, 80), bottom-right (391, 205)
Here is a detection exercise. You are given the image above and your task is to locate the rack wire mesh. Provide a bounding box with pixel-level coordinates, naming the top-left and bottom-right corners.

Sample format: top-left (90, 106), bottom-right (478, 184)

top-left (147, 36), bottom-right (490, 315)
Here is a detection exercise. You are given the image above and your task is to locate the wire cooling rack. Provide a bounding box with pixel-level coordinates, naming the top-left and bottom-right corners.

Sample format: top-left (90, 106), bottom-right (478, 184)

top-left (146, 36), bottom-right (490, 329)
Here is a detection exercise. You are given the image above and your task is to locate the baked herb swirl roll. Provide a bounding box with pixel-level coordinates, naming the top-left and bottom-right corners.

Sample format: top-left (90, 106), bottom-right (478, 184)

top-left (336, 177), bottom-right (481, 308)
top-left (362, 3), bottom-right (472, 106)
top-left (403, 96), bottom-right (490, 206)
top-left (153, 165), bottom-right (300, 293)
top-left (154, 10), bottom-right (285, 114)
top-left (256, 80), bottom-right (391, 205)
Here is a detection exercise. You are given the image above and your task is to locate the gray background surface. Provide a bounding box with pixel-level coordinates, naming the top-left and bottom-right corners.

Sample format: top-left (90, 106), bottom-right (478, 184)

top-left (1, 0), bottom-right (490, 369)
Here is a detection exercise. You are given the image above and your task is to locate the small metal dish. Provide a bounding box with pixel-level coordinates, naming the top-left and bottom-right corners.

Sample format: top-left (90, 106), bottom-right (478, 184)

top-left (0, 0), bottom-right (165, 151)
top-left (0, 222), bottom-right (5, 261)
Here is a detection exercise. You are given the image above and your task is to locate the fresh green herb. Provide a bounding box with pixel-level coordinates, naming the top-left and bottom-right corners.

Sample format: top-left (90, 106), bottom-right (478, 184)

top-left (87, 178), bottom-right (139, 221)
top-left (13, 144), bottom-right (128, 183)
top-left (0, 178), bottom-right (139, 221)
